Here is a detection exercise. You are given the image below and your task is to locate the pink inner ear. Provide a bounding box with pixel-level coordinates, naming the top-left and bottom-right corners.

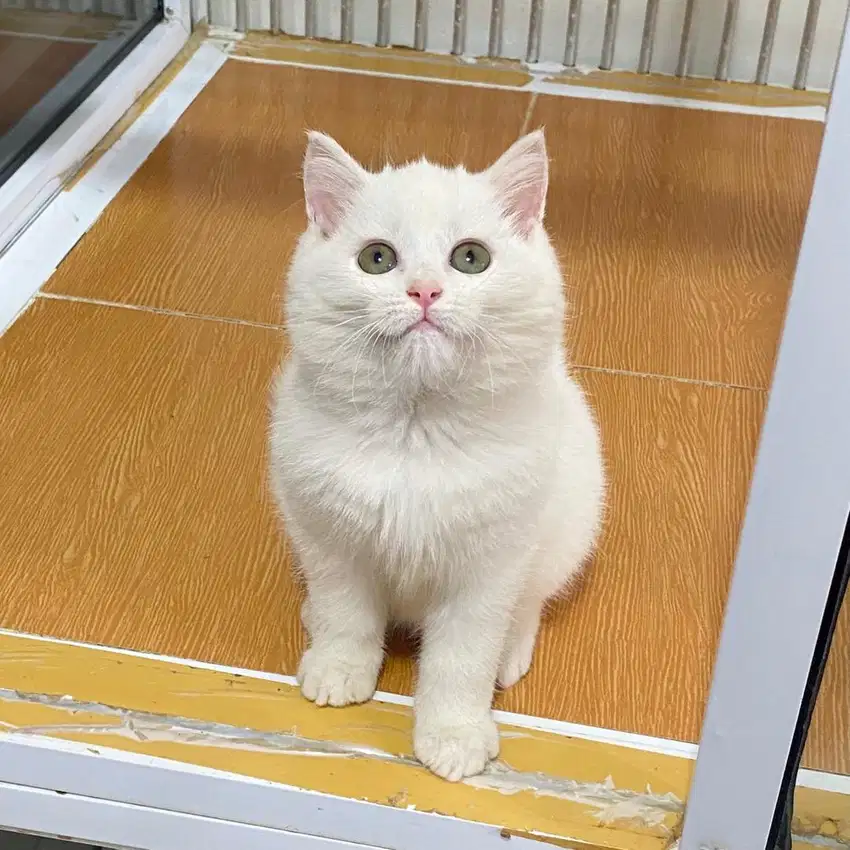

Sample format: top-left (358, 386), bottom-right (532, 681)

top-left (306, 187), bottom-right (346, 235)
top-left (303, 132), bottom-right (365, 236)
top-left (489, 131), bottom-right (549, 238)
top-left (506, 180), bottom-right (546, 236)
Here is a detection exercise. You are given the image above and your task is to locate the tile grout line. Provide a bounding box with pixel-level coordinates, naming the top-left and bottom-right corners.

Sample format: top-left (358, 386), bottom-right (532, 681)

top-left (36, 292), bottom-right (767, 392)
top-left (520, 91), bottom-right (538, 135)
top-left (224, 50), bottom-right (826, 123)
top-left (571, 363), bottom-right (766, 392)
top-left (36, 291), bottom-right (286, 332)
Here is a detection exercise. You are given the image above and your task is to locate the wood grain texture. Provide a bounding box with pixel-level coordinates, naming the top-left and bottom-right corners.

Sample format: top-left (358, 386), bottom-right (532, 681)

top-left (6, 59), bottom-right (847, 774)
top-left (531, 95), bottom-right (822, 389)
top-left (10, 298), bottom-right (842, 768)
top-left (44, 61), bottom-right (532, 323)
top-left (0, 34), bottom-right (92, 135)
top-left (0, 299), bottom-right (299, 673)
top-left (46, 60), bottom-right (823, 391)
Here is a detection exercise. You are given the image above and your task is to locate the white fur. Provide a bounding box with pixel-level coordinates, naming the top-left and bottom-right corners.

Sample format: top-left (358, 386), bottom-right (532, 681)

top-left (268, 130), bottom-right (605, 782)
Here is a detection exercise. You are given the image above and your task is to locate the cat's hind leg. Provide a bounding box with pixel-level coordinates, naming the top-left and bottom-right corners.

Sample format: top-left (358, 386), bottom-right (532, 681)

top-left (497, 539), bottom-right (587, 690)
top-left (497, 591), bottom-right (544, 689)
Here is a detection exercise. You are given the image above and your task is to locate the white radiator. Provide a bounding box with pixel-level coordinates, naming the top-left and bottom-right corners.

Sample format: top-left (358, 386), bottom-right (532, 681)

top-left (201, 0), bottom-right (848, 91)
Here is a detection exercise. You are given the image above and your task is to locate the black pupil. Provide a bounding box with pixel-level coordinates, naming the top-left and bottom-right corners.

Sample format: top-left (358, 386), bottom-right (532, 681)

top-left (465, 249), bottom-right (475, 265)
top-left (373, 250), bottom-right (383, 265)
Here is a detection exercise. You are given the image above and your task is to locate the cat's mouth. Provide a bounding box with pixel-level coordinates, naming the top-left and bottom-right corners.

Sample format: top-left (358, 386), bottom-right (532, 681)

top-left (402, 316), bottom-right (444, 336)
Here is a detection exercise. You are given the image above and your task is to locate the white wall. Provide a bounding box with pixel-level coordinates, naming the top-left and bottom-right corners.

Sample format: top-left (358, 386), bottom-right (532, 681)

top-left (203, 0), bottom-right (847, 91)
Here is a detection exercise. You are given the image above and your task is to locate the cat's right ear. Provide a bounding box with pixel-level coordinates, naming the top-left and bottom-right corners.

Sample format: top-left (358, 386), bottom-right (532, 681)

top-left (487, 129), bottom-right (548, 238)
top-left (303, 131), bottom-right (366, 237)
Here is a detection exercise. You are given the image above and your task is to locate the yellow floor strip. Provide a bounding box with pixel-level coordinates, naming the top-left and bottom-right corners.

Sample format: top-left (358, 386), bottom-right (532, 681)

top-left (0, 631), bottom-right (683, 850)
top-left (0, 632), bottom-right (846, 847)
top-left (229, 33), bottom-right (829, 110)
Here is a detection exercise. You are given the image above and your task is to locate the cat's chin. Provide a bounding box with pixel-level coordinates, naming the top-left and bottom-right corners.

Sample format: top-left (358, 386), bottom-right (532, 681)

top-left (393, 325), bottom-right (458, 383)
top-left (400, 323), bottom-right (451, 351)
top-left (403, 319), bottom-right (445, 337)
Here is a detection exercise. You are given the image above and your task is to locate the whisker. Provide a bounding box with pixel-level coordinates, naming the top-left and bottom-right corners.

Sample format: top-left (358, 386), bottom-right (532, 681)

top-left (362, 323), bottom-right (387, 393)
top-left (474, 315), bottom-right (534, 379)
top-left (349, 320), bottom-right (385, 411)
top-left (311, 320), bottom-right (381, 398)
top-left (465, 325), bottom-right (495, 406)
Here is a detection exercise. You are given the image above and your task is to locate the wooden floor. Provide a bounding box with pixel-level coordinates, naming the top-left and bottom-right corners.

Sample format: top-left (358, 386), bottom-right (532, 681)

top-left (0, 57), bottom-right (846, 774)
top-left (0, 32), bottom-right (92, 136)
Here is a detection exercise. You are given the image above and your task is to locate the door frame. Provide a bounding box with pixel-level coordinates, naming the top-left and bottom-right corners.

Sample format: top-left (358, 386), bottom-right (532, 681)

top-left (679, 8), bottom-right (850, 847)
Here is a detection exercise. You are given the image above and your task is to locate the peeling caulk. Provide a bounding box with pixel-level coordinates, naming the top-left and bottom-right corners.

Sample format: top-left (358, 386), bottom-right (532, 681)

top-left (1, 687), bottom-right (691, 834)
top-left (524, 60), bottom-right (566, 74)
top-left (2, 687), bottom-right (687, 831)
top-left (521, 60), bottom-right (594, 77)
top-left (791, 837), bottom-right (849, 849)
top-left (0, 687), bottom-right (417, 764)
top-left (466, 763), bottom-right (682, 830)
top-left (2, 688), bottom-right (682, 829)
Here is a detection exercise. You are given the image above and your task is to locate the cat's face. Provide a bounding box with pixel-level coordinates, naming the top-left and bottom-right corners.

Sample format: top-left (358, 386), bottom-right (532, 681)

top-left (285, 130), bottom-right (565, 401)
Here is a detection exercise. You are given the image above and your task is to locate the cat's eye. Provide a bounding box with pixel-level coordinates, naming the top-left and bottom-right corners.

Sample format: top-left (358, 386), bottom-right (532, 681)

top-left (358, 242), bottom-right (397, 275)
top-left (450, 241), bottom-right (491, 275)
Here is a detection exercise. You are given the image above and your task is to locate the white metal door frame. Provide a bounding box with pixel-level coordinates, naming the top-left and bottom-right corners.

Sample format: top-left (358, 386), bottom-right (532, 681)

top-left (679, 8), bottom-right (850, 848)
top-left (0, 733), bottom-right (543, 849)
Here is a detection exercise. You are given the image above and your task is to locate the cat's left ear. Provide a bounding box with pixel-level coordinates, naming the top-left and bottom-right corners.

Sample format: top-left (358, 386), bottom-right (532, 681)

top-left (487, 129), bottom-right (548, 238)
top-left (303, 131), bottom-right (366, 237)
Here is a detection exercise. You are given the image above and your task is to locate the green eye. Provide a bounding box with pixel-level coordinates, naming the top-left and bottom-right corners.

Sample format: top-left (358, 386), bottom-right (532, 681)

top-left (450, 240), bottom-right (491, 275)
top-left (357, 242), bottom-right (397, 275)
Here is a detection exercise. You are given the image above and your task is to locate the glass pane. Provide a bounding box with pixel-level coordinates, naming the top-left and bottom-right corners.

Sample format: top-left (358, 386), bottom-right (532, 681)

top-left (806, 584), bottom-right (850, 774)
top-left (791, 542), bottom-right (850, 847)
top-left (0, 0), bottom-right (163, 187)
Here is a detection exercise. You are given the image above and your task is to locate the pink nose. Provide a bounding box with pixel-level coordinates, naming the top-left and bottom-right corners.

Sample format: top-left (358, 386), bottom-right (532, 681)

top-left (407, 281), bottom-right (443, 311)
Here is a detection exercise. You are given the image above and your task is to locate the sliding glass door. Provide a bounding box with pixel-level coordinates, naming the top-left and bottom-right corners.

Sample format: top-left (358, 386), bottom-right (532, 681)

top-left (0, 0), bottom-right (162, 187)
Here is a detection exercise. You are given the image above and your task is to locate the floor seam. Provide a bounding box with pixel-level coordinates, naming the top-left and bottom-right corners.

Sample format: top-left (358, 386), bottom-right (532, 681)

top-left (35, 292), bottom-right (768, 391)
top-left (520, 92), bottom-right (538, 135)
top-left (36, 292), bottom-right (286, 332)
top-left (571, 363), bottom-right (766, 392)
top-left (224, 44), bottom-right (825, 122)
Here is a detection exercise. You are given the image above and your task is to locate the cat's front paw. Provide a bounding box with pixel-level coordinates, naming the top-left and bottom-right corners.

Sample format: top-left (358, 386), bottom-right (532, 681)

top-left (297, 644), bottom-right (381, 707)
top-left (414, 715), bottom-right (500, 781)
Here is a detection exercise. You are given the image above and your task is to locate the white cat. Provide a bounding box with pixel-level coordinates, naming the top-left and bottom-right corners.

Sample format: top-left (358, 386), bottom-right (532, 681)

top-left (268, 129), bottom-right (605, 781)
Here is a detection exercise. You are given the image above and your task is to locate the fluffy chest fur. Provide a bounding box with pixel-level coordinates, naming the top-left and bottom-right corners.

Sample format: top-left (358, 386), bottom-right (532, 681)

top-left (270, 361), bottom-right (558, 585)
